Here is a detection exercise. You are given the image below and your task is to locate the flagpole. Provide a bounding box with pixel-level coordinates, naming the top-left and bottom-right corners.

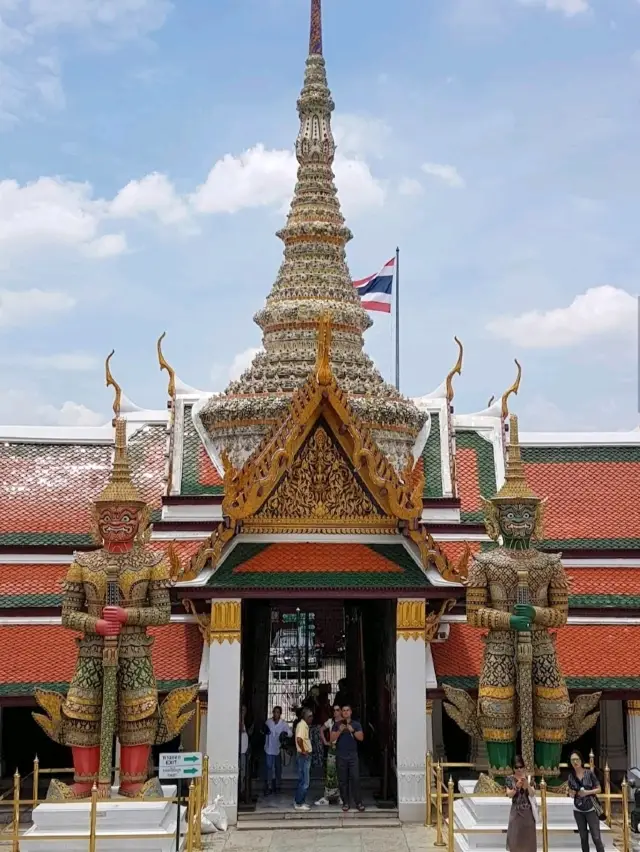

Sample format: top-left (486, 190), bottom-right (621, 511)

top-left (395, 246), bottom-right (400, 391)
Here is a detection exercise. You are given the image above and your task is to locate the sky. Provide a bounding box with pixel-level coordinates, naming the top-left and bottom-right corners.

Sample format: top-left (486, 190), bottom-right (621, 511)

top-left (0, 0), bottom-right (638, 431)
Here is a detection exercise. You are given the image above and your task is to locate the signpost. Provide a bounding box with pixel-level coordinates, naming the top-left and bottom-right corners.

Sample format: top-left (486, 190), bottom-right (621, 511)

top-left (159, 752), bottom-right (202, 852)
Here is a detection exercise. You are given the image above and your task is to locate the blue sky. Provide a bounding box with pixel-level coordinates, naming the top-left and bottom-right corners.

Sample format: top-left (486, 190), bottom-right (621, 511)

top-left (0, 0), bottom-right (638, 430)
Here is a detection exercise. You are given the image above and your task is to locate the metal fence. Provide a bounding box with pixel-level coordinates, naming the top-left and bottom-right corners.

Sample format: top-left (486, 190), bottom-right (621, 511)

top-left (425, 752), bottom-right (633, 852)
top-left (2, 752), bottom-right (209, 852)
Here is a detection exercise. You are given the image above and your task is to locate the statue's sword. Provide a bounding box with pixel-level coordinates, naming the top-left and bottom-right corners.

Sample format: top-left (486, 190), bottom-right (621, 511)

top-left (98, 562), bottom-right (120, 794)
top-left (516, 568), bottom-right (535, 774)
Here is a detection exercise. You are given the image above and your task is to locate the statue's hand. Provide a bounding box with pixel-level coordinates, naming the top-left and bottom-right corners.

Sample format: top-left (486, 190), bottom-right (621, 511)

top-left (103, 606), bottom-right (128, 624)
top-left (509, 615), bottom-right (532, 632)
top-left (96, 619), bottom-right (121, 637)
top-left (513, 603), bottom-right (535, 620)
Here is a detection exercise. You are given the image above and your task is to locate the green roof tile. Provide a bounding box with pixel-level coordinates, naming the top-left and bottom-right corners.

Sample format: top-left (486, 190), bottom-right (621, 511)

top-left (181, 405), bottom-right (224, 496)
top-left (422, 412), bottom-right (443, 498)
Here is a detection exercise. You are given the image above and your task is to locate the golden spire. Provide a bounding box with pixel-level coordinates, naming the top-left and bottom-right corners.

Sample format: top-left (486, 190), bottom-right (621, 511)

top-left (96, 351), bottom-right (144, 505)
top-left (500, 358), bottom-right (522, 420)
top-left (157, 332), bottom-right (176, 400)
top-left (445, 337), bottom-right (463, 404)
top-left (309, 0), bottom-right (322, 55)
top-left (315, 312), bottom-right (333, 386)
top-left (493, 414), bottom-right (537, 502)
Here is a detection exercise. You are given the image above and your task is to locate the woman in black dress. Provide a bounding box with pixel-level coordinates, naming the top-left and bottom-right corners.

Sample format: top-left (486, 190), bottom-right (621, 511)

top-left (505, 755), bottom-right (537, 852)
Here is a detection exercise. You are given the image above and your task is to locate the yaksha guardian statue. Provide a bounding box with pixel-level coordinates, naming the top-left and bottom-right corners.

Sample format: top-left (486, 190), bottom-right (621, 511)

top-left (444, 415), bottom-right (600, 780)
top-left (34, 356), bottom-right (196, 800)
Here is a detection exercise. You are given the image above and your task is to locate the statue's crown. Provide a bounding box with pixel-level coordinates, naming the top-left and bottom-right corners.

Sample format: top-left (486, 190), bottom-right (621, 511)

top-left (492, 414), bottom-right (538, 504)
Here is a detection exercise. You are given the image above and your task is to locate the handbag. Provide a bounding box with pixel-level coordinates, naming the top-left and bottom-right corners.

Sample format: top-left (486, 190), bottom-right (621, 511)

top-left (592, 795), bottom-right (606, 822)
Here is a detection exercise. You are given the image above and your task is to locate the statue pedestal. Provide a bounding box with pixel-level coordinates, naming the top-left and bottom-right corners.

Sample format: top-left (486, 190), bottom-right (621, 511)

top-left (453, 780), bottom-right (616, 851)
top-left (21, 785), bottom-right (186, 852)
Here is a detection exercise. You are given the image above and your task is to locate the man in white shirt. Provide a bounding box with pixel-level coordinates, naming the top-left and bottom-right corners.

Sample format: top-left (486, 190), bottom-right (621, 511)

top-left (263, 706), bottom-right (291, 795)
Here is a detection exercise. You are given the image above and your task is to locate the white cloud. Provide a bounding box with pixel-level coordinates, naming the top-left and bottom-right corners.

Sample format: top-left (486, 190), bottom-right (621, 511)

top-left (516, 0), bottom-right (590, 16)
top-left (23, 0), bottom-right (171, 40)
top-left (486, 285), bottom-right (638, 348)
top-left (0, 352), bottom-right (99, 370)
top-left (333, 113), bottom-right (391, 159)
top-left (191, 143), bottom-right (384, 218)
top-left (229, 347), bottom-right (262, 382)
top-left (109, 172), bottom-right (189, 224)
top-left (40, 399), bottom-right (105, 426)
top-left (83, 232), bottom-right (127, 258)
top-left (0, 176), bottom-right (124, 255)
top-left (0, 388), bottom-right (104, 426)
top-left (398, 177), bottom-right (424, 196)
top-left (421, 162), bottom-right (466, 189)
top-left (0, 288), bottom-right (75, 327)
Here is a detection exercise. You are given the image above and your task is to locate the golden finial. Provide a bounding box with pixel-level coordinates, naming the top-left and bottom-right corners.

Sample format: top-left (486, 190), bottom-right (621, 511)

top-left (487, 395), bottom-right (495, 408)
top-left (500, 359), bottom-right (522, 421)
top-left (96, 350), bottom-right (144, 506)
top-left (493, 414), bottom-right (537, 503)
top-left (315, 312), bottom-right (333, 386)
top-left (105, 350), bottom-right (122, 421)
top-left (157, 332), bottom-right (176, 399)
top-left (445, 337), bottom-right (463, 404)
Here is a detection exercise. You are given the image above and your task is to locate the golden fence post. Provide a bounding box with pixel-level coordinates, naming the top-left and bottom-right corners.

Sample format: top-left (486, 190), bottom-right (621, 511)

top-left (195, 695), bottom-right (201, 753)
top-left (435, 762), bottom-right (446, 847)
top-left (604, 762), bottom-right (611, 827)
top-left (540, 778), bottom-right (549, 852)
top-left (447, 776), bottom-right (455, 852)
top-left (194, 775), bottom-right (202, 852)
top-left (88, 784), bottom-right (98, 852)
top-left (426, 752), bottom-right (433, 827)
top-left (621, 778), bottom-right (630, 852)
top-left (589, 749), bottom-right (595, 770)
top-left (186, 781), bottom-right (195, 852)
top-left (202, 755), bottom-right (209, 808)
top-left (32, 756), bottom-right (39, 808)
top-left (12, 769), bottom-right (20, 852)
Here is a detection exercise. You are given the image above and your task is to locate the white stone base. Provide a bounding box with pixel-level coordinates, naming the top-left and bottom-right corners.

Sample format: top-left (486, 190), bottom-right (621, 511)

top-left (453, 779), bottom-right (616, 851)
top-left (21, 785), bottom-right (187, 852)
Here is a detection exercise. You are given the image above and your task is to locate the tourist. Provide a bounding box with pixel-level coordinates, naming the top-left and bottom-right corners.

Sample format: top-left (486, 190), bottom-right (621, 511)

top-left (294, 707), bottom-right (313, 811)
top-left (315, 703), bottom-right (342, 806)
top-left (505, 755), bottom-right (537, 852)
top-left (332, 704), bottom-right (365, 812)
top-left (568, 751), bottom-right (605, 852)
top-left (334, 678), bottom-right (351, 709)
top-left (263, 706), bottom-right (291, 796)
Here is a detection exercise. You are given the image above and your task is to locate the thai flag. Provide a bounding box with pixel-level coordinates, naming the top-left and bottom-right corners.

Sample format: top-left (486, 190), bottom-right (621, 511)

top-left (353, 257), bottom-right (395, 313)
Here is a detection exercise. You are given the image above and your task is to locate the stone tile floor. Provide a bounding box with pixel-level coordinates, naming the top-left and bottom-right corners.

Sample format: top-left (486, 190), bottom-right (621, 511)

top-left (202, 825), bottom-right (440, 851)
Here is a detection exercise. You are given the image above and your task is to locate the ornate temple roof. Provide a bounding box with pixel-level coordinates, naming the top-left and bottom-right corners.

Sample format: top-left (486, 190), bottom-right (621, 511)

top-left (194, 0), bottom-right (427, 476)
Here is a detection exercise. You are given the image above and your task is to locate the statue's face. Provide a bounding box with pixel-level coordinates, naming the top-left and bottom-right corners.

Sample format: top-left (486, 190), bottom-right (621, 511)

top-left (497, 502), bottom-right (536, 543)
top-left (97, 503), bottom-right (141, 545)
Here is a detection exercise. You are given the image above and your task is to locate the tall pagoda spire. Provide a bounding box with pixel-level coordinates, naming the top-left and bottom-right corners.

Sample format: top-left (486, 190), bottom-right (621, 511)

top-left (197, 1), bottom-right (427, 473)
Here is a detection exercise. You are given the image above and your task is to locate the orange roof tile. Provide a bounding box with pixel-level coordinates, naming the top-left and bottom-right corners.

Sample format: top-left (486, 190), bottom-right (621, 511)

top-left (566, 567), bottom-right (640, 597)
top-left (0, 563), bottom-right (67, 606)
top-left (456, 448), bottom-right (483, 514)
top-left (0, 425), bottom-right (167, 547)
top-left (198, 447), bottom-right (223, 487)
top-left (0, 622), bottom-right (202, 693)
top-left (438, 540), bottom-right (482, 564)
top-left (522, 456), bottom-right (640, 547)
top-left (432, 622), bottom-right (640, 679)
top-left (233, 543), bottom-right (404, 574)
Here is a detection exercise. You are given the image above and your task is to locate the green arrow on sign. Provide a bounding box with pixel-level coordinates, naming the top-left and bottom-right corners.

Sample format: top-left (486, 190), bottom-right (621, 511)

top-left (184, 756), bottom-right (199, 763)
top-left (183, 768), bottom-right (198, 775)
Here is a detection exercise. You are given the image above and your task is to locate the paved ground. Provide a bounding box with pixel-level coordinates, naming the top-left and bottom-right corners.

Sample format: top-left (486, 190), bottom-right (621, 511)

top-left (202, 825), bottom-right (441, 851)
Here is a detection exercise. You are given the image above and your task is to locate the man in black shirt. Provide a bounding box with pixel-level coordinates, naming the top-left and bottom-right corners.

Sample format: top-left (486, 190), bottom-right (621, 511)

top-left (331, 704), bottom-right (365, 812)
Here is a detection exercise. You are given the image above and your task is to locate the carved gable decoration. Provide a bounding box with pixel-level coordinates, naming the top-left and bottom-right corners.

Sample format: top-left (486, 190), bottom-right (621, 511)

top-left (253, 421), bottom-right (385, 530)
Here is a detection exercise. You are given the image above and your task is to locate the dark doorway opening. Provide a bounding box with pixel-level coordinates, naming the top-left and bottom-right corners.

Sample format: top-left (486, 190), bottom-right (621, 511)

top-left (239, 598), bottom-right (396, 814)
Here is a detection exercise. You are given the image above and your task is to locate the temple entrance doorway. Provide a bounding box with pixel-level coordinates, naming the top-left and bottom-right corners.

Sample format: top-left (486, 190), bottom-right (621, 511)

top-left (239, 598), bottom-right (396, 817)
